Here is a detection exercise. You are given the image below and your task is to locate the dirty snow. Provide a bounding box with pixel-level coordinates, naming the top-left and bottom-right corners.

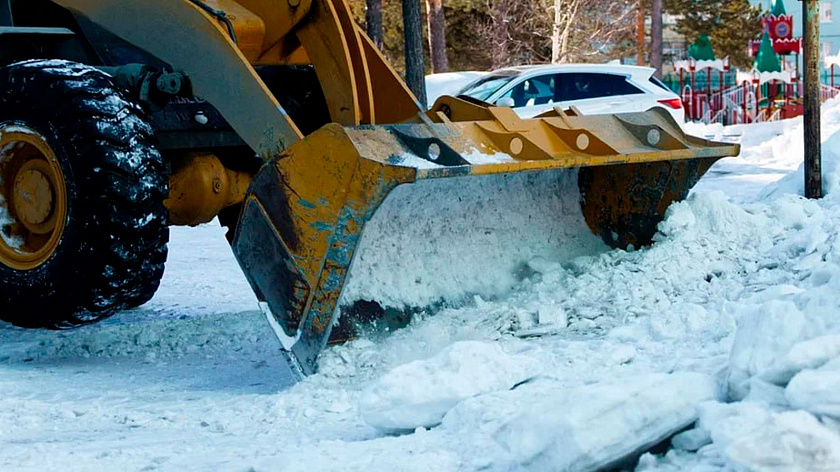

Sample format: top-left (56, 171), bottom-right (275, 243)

top-left (0, 194), bottom-right (23, 250)
top-left (4, 100), bottom-right (840, 470)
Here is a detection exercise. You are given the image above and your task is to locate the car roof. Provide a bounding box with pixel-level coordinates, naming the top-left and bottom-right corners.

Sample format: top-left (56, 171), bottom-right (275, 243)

top-left (491, 63), bottom-right (656, 79)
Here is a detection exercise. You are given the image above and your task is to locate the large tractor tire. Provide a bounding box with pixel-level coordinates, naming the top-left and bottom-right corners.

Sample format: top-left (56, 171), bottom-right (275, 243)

top-left (0, 60), bottom-right (169, 328)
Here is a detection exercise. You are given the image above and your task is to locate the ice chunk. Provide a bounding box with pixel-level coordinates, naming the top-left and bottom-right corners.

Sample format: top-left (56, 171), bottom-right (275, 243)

top-left (727, 301), bottom-right (808, 401)
top-left (786, 359), bottom-right (840, 419)
top-left (699, 401), bottom-right (774, 450)
top-left (744, 377), bottom-right (789, 407)
top-left (760, 335), bottom-right (840, 386)
top-left (727, 410), bottom-right (840, 472)
top-left (493, 372), bottom-right (717, 471)
top-left (671, 427), bottom-right (712, 452)
top-left (359, 341), bottom-right (540, 431)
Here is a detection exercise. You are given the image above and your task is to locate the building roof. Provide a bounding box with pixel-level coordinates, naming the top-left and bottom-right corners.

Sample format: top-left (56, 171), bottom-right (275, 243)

top-left (755, 31), bottom-right (782, 72)
top-left (689, 35), bottom-right (716, 61)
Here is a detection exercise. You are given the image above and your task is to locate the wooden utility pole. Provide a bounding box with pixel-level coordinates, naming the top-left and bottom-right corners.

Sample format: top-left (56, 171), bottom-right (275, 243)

top-left (365, 0), bottom-right (383, 50)
top-left (803, 0), bottom-right (823, 198)
top-left (650, 0), bottom-right (663, 76)
top-left (403, 0), bottom-right (427, 107)
top-left (637, 1), bottom-right (645, 66)
top-left (426, 0), bottom-right (449, 73)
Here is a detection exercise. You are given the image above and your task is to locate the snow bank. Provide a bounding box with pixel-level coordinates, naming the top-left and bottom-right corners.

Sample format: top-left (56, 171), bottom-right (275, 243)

top-left (690, 97), bottom-right (840, 201)
top-left (762, 129), bottom-right (840, 199)
top-left (494, 373), bottom-right (717, 471)
top-left (727, 270), bottom-right (840, 401)
top-left (425, 72), bottom-right (485, 107)
top-left (666, 164), bottom-right (840, 471)
top-left (359, 341), bottom-right (540, 431)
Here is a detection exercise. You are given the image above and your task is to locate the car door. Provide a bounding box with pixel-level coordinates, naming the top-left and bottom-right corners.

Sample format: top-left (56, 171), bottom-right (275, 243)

top-left (555, 73), bottom-right (645, 116)
top-left (494, 74), bottom-right (557, 118)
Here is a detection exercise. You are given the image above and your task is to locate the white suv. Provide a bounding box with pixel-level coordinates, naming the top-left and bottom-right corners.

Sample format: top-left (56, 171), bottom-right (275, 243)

top-left (455, 64), bottom-right (685, 123)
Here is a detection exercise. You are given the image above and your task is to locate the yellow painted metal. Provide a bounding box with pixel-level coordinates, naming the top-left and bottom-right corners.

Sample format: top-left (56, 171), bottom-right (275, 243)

top-left (165, 153), bottom-right (253, 226)
top-left (200, 0), bottom-right (266, 63)
top-left (53, 0), bottom-right (422, 133)
top-left (359, 30), bottom-right (424, 123)
top-left (258, 113), bottom-right (716, 299)
top-left (235, 0), bottom-right (313, 63)
top-left (425, 98), bottom-right (728, 174)
top-left (52, 0), bottom-right (304, 158)
top-left (45, 0), bottom-right (741, 375)
top-left (295, 0), bottom-right (360, 125)
top-left (13, 160), bottom-right (57, 234)
top-left (358, 108), bottom-right (736, 176)
top-left (233, 104), bottom-right (740, 373)
top-left (274, 125), bottom-right (415, 283)
top-left (329, 0), bottom-right (374, 124)
top-left (0, 126), bottom-right (67, 271)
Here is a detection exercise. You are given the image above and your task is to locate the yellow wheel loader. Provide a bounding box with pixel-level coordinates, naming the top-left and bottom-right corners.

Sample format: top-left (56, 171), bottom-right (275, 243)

top-left (0, 0), bottom-right (738, 377)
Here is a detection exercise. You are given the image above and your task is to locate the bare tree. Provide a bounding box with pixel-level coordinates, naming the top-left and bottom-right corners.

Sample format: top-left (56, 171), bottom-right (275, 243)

top-left (636, 0), bottom-right (645, 65)
top-left (553, 0), bottom-right (584, 63)
top-left (490, 0), bottom-right (512, 68)
top-left (365, 0), bottom-right (384, 50)
top-left (479, 0), bottom-right (550, 67)
top-left (402, 0), bottom-right (427, 106)
top-left (650, 0), bottom-right (663, 76)
top-left (427, 0), bottom-right (449, 73)
top-left (552, 0), bottom-right (561, 62)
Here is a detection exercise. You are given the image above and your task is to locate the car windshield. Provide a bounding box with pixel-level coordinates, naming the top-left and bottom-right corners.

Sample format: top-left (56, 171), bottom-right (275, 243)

top-left (457, 72), bottom-right (519, 101)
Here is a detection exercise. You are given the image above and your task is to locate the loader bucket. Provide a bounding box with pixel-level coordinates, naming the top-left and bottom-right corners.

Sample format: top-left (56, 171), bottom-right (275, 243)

top-left (231, 102), bottom-right (739, 378)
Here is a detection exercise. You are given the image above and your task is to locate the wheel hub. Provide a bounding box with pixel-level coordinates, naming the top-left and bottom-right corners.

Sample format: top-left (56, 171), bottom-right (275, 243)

top-left (0, 125), bottom-right (67, 271)
top-left (13, 160), bottom-right (57, 233)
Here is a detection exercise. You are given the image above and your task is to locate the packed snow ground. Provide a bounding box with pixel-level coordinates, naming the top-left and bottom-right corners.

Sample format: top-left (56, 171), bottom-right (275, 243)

top-left (5, 101), bottom-right (840, 470)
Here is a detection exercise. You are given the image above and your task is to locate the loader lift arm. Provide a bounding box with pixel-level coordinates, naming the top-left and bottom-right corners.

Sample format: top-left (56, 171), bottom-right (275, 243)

top-left (0, 0), bottom-right (740, 378)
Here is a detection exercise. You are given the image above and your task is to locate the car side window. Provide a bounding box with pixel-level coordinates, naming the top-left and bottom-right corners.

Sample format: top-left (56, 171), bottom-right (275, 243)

top-left (498, 75), bottom-right (556, 107)
top-left (557, 73), bottom-right (644, 101)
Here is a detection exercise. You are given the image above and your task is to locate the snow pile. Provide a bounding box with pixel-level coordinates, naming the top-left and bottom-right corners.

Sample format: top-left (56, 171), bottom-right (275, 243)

top-left (692, 97), bottom-right (840, 201)
top-left (763, 129), bottom-right (840, 198)
top-left (495, 373), bottom-right (717, 471)
top-left (341, 169), bottom-right (606, 309)
top-left (359, 341), bottom-right (539, 431)
top-left (346, 120), bottom-right (840, 470)
top-left (425, 71), bottom-right (486, 107)
top-left (638, 116), bottom-right (840, 471)
top-left (661, 403), bottom-right (840, 472)
top-left (10, 102), bottom-right (840, 470)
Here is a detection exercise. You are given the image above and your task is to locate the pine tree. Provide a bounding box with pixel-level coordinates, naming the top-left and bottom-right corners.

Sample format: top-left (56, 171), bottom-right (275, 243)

top-left (366, 0), bottom-right (384, 50)
top-left (663, 0), bottom-right (763, 69)
top-left (427, 0), bottom-right (450, 73)
top-left (403, 0), bottom-right (427, 106)
top-left (651, 0), bottom-right (663, 76)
